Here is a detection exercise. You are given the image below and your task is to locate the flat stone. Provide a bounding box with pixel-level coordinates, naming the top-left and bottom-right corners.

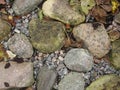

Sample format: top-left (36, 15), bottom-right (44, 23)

top-left (0, 61), bottom-right (34, 89)
top-left (7, 33), bottom-right (33, 58)
top-left (110, 39), bottom-right (120, 69)
top-left (86, 74), bottom-right (120, 90)
top-left (37, 66), bottom-right (57, 90)
top-left (29, 18), bottom-right (65, 53)
top-left (64, 48), bottom-right (93, 72)
top-left (12, 0), bottom-right (43, 15)
top-left (0, 19), bottom-right (11, 42)
top-left (42, 0), bottom-right (85, 25)
top-left (73, 23), bottom-right (110, 58)
top-left (114, 12), bottom-right (120, 24)
top-left (58, 72), bottom-right (85, 90)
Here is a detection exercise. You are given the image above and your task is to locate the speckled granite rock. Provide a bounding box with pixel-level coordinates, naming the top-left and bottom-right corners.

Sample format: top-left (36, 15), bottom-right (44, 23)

top-left (7, 33), bottom-right (33, 58)
top-left (73, 23), bottom-right (110, 58)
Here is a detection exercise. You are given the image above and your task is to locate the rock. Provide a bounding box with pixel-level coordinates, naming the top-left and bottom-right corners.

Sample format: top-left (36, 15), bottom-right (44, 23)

top-left (0, 19), bottom-right (11, 42)
top-left (86, 74), bottom-right (120, 90)
top-left (114, 12), bottom-right (120, 24)
top-left (7, 33), bottom-right (33, 58)
top-left (110, 39), bottom-right (120, 69)
top-left (81, 0), bottom-right (95, 15)
top-left (73, 23), bottom-right (110, 58)
top-left (0, 61), bottom-right (34, 89)
top-left (29, 18), bottom-right (65, 53)
top-left (37, 66), bottom-right (57, 90)
top-left (58, 72), bottom-right (85, 90)
top-left (64, 48), bottom-right (93, 72)
top-left (108, 30), bottom-right (120, 41)
top-left (12, 0), bottom-right (43, 15)
top-left (42, 0), bottom-right (85, 25)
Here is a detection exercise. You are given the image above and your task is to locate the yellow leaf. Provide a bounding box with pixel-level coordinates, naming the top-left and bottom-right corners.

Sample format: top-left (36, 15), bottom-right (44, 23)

top-left (111, 0), bottom-right (120, 13)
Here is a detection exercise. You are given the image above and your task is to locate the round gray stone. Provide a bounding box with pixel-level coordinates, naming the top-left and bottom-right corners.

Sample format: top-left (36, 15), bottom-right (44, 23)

top-left (64, 48), bottom-right (93, 72)
top-left (58, 72), bottom-right (85, 90)
top-left (7, 33), bottom-right (33, 58)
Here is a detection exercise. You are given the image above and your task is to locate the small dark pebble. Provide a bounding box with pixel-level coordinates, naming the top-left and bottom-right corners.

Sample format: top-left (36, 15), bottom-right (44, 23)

top-left (4, 62), bottom-right (11, 69)
top-left (4, 82), bottom-right (9, 87)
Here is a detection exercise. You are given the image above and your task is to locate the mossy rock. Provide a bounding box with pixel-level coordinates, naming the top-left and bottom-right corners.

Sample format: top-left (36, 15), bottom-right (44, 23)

top-left (86, 74), bottom-right (120, 90)
top-left (29, 18), bottom-right (65, 53)
top-left (42, 0), bottom-right (85, 25)
top-left (0, 19), bottom-right (11, 42)
top-left (110, 39), bottom-right (120, 69)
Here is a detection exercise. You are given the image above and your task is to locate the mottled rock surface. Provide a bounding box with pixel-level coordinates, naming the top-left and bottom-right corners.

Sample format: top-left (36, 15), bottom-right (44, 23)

top-left (86, 74), bottom-right (120, 90)
top-left (110, 39), bottom-right (120, 69)
top-left (37, 66), bottom-right (57, 90)
top-left (7, 33), bottom-right (33, 58)
top-left (58, 72), bottom-right (85, 90)
top-left (64, 48), bottom-right (93, 72)
top-left (81, 0), bottom-right (95, 15)
top-left (12, 0), bottom-right (43, 15)
top-left (0, 19), bottom-right (11, 42)
top-left (0, 61), bottom-right (34, 89)
top-left (73, 23), bottom-right (110, 58)
top-left (29, 18), bottom-right (65, 53)
top-left (42, 0), bottom-right (85, 25)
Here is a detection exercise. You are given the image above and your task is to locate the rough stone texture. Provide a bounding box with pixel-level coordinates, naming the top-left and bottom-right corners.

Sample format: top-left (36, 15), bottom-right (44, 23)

top-left (64, 48), bottom-right (93, 72)
top-left (37, 66), bottom-right (57, 90)
top-left (42, 0), bottom-right (85, 25)
top-left (0, 61), bottom-right (34, 89)
top-left (81, 0), bottom-right (95, 15)
top-left (0, 19), bottom-right (11, 42)
top-left (86, 74), bottom-right (120, 90)
top-left (73, 23), bottom-right (110, 58)
top-left (29, 18), bottom-right (65, 53)
top-left (7, 33), bottom-right (33, 58)
top-left (110, 39), bottom-right (120, 69)
top-left (12, 0), bottom-right (43, 15)
top-left (114, 12), bottom-right (120, 24)
top-left (58, 72), bottom-right (85, 90)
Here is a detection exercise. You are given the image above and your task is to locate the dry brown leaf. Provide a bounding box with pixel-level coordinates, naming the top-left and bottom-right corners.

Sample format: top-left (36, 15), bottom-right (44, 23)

top-left (91, 6), bottom-right (107, 23)
top-left (100, 4), bottom-right (112, 12)
top-left (95, 0), bottom-right (111, 5)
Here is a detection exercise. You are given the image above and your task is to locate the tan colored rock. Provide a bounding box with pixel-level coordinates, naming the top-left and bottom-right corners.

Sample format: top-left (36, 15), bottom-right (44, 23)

top-left (0, 61), bottom-right (34, 89)
top-left (42, 0), bottom-right (85, 25)
top-left (73, 23), bottom-right (110, 58)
